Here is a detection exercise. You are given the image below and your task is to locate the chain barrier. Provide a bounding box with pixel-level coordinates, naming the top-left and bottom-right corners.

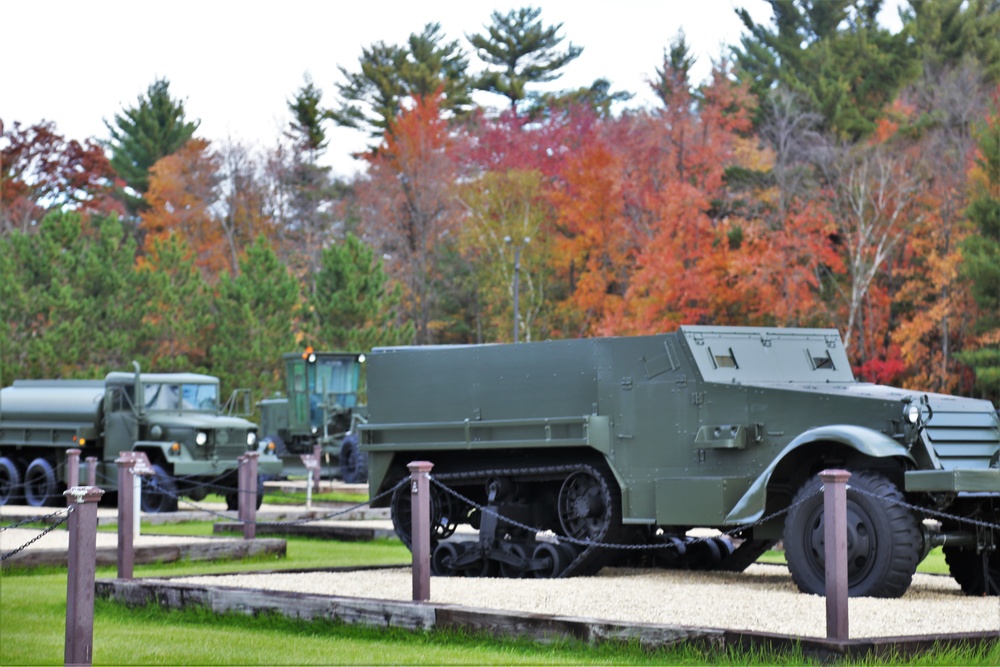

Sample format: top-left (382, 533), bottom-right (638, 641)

top-left (0, 508), bottom-right (76, 532)
top-left (849, 486), bottom-right (1000, 533)
top-left (1, 506), bottom-right (73, 562)
top-left (144, 474), bottom-right (409, 527)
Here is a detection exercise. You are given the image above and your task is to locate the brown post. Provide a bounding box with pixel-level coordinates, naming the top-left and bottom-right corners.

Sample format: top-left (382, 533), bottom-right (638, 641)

top-left (408, 460), bottom-right (433, 602)
top-left (312, 443), bottom-right (322, 492)
top-left (238, 452), bottom-right (259, 540)
top-left (85, 457), bottom-right (98, 486)
top-left (115, 455), bottom-right (137, 579)
top-left (66, 449), bottom-right (81, 506)
top-left (64, 485), bottom-right (105, 666)
top-left (820, 469), bottom-right (851, 641)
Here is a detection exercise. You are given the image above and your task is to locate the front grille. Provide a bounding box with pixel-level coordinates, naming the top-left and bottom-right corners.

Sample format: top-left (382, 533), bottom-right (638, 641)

top-left (924, 411), bottom-right (1000, 470)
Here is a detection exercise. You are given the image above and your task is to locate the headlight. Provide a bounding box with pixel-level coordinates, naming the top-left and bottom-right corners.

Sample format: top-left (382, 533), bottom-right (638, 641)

top-left (195, 431), bottom-right (208, 446)
top-left (905, 404), bottom-right (920, 424)
top-left (247, 431), bottom-right (257, 447)
top-left (150, 425), bottom-right (163, 439)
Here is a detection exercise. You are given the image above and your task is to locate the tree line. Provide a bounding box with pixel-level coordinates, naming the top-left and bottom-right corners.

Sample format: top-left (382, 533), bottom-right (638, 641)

top-left (2, 1), bottom-right (1000, 405)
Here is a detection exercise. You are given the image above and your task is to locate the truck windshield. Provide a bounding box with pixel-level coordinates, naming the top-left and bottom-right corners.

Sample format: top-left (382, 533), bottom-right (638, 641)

top-left (143, 383), bottom-right (218, 411)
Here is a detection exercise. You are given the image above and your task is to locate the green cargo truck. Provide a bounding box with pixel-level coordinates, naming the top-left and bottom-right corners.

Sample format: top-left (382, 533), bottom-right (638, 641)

top-left (0, 363), bottom-right (281, 511)
top-left (361, 326), bottom-right (1000, 597)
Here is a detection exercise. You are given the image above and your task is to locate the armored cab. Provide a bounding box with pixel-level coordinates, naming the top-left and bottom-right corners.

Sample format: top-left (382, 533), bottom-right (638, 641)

top-left (361, 326), bottom-right (1000, 596)
top-left (0, 364), bottom-right (282, 511)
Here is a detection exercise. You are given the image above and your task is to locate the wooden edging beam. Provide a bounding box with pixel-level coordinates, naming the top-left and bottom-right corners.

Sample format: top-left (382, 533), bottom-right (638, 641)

top-left (94, 577), bottom-right (1000, 662)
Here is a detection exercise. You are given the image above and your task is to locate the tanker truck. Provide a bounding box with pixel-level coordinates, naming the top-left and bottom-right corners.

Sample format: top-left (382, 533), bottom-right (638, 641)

top-left (0, 363), bottom-right (282, 512)
top-left (361, 326), bottom-right (1000, 597)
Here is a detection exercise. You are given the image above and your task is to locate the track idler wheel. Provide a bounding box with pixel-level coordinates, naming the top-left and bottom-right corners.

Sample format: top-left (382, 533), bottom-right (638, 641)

top-left (530, 542), bottom-right (577, 578)
top-left (498, 542), bottom-right (529, 578)
top-left (683, 536), bottom-right (734, 570)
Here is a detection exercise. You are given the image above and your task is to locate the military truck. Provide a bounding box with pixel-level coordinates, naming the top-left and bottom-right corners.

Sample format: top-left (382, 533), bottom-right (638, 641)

top-left (361, 326), bottom-right (1000, 597)
top-left (258, 349), bottom-right (369, 483)
top-left (0, 363), bottom-right (282, 512)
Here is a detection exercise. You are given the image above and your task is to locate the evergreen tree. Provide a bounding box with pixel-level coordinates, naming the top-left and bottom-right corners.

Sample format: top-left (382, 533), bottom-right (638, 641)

top-left (957, 109), bottom-right (1000, 399)
top-left (907, 0), bottom-right (1000, 82)
top-left (330, 23), bottom-right (472, 144)
top-left (209, 236), bottom-right (299, 400)
top-left (104, 78), bottom-right (200, 216)
top-left (308, 233), bottom-right (414, 352)
top-left (277, 76), bottom-right (339, 288)
top-left (732, 0), bottom-right (917, 139)
top-left (0, 211), bottom-right (143, 378)
top-left (467, 6), bottom-right (583, 114)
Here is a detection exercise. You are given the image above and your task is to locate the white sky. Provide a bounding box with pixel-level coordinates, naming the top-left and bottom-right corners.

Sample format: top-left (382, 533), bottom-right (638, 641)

top-left (1, 0), bottom-right (903, 179)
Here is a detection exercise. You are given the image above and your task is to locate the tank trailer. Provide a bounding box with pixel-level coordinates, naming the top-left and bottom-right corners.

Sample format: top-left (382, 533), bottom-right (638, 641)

top-left (0, 363), bottom-right (281, 511)
top-left (361, 326), bottom-right (1000, 597)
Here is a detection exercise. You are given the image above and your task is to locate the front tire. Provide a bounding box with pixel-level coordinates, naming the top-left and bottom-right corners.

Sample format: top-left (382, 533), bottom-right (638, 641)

top-left (140, 464), bottom-right (179, 513)
top-left (944, 547), bottom-right (1000, 595)
top-left (339, 435), bottom-right (368, 484)
top-left (784, 469), bottom-right (921, 598)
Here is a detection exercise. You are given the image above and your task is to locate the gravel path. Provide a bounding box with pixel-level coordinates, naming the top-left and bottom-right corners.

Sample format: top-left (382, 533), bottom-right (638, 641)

top-left (174, 565), bottom-right (1000, 639)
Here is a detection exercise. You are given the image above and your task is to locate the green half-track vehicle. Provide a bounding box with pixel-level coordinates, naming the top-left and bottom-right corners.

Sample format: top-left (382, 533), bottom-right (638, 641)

top-left (258, 349), bottom-right (369, 483)
top-left (361, 326), bottom-right (1000, 597)
top-left (0, 363), bottom-right (281, 512)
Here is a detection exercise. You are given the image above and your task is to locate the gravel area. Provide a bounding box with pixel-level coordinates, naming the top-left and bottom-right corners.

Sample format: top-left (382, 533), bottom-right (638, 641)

top-left (174, 565), bottom-right (1000, 639)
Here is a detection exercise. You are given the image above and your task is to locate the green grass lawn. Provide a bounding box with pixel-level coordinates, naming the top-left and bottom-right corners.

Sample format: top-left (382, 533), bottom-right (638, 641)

top-left (1, 519), bottom-right (995, 665)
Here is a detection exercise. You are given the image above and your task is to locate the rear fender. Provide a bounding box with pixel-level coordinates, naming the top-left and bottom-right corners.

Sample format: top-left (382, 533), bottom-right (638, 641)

top-left (724, 424), bottom-right (914, 524)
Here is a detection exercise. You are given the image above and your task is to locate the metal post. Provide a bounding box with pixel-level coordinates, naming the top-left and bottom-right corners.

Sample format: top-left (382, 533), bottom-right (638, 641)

top-left (66, 449), bottom-right (81, 506)
top-left (85, 457), bottom-right (97, 486)
top-left (820, 469), bottom-right (851, 640)
top-left (239, 452), bottom-right (259, 540)
top-left (306, 469), bottom-right (313, 510)
top-left (512, 244), bottom-right (520, 343)
top-left (64, 485), bottom-right (105, 666)
top-left (408, 460), bottom-right (433, 602)
top-left (116, 455), bottom-right (137, 580)
top-left (312, 443), bottom-right (322, 492)
top-left (133, 472), bottom-right (141, 538)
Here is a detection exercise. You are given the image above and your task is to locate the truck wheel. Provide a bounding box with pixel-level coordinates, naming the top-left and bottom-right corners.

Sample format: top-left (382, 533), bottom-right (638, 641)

top-left (0, 457), bottom-right (23, 505)
top-left (24, 458), bottom-right (57, 507)
top-left (140, 464), bottom-right (179, 513)
top-left (339, 435), bottom-right (368, 484)
top-left (943, 546), bottom-right (1000, 595)
top-left (225, 476), bottom-right (265, 511)
top-left (784, 469), bottom-right (921, 598)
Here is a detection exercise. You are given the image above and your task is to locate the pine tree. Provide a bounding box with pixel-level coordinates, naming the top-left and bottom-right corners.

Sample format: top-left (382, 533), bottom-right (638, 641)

top-left (732, 0), bottom-right (917, 139)
top-left (308, 233), bottom-right (414, 352)
top-left (467, 6), bottom-right (582, 114)
top-left (957, 108), bottom-right (1000, 399)
top-left (104, 78), bottom-right (200, 216)
top-left (209, 236), bottom-right (299, 400)
top-left (330, 23), bottom-right (471, 144)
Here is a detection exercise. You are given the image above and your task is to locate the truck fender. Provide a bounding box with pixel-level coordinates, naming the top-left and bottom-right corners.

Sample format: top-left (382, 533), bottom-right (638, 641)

top-left (724, 424), bottom-right (915, 524)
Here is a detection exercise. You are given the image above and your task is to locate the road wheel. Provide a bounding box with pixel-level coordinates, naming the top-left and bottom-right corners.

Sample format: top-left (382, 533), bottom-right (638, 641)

top-left (0, 457), bottom-right (22, 505)
top-left (944, 546), bottom-right (1000, 595)
top-left (339, 434), bottom-right (368, 484)
top-left (784, 469), bottom-right (921, 598)
top-left (140, 464), bottom-right (178, 513)
top-left (24, 458), bottom-right (57, 507)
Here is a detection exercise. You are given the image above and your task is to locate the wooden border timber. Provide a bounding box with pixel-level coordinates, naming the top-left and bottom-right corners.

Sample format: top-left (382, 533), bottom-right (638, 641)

top-left (94, 575), bottom-right (1000, 662)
